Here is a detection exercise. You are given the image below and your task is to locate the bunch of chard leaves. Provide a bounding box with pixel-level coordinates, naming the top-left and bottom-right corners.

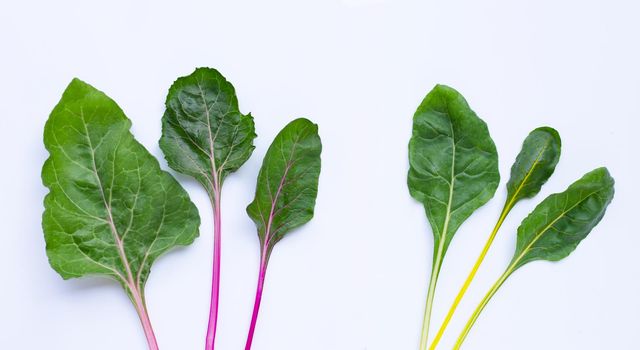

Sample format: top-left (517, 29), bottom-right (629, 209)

top-left (159, 67), bottom-right (256, 350)
top-left (245, 118), bottom-right (322, 349)
top-left (40, 73), bottom-right (615, 350)
top-left (409, 84), bottom-right (615, 349)
top-left (42, 79), bottom-right (200, 350)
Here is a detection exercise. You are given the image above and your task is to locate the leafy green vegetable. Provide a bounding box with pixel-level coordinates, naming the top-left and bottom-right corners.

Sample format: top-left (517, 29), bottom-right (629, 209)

top-left (245, 118), bottom-right (322, 349)
top-left (159, 67), bottom-right (256, 350)
top-left (453, 167), bottom-right (615, 349)
top-left (160, 67), bottom-right (256, 194)
top-left (42, 78), bottom-right (200, 350)
top-left (505, 127), bottom-right (562, 204)
top-left (429, 127), bottom-right (561, 349)
top-left (408, 84), bottom-right (500, 349)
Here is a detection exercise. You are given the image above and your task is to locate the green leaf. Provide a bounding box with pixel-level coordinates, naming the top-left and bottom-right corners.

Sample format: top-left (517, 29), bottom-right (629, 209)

top-left (408, 84), bottom-right (500, 261)
top-left (159, 67), bottom-right (256, 195)
top-left (408, 84), bottom-right (499, 348)
top-left (453, 167), bottom-right (615, 349)
top-left (43, 77), bottom-right (200, 287)
top-left (510, 167), bottom-right (615, 270)
top-left (42, 78), bottom-right (200, 347)
top-left (506, 127), bottom-right (561, 206)
top-left (246, 118), bottom-right (322, 254)
top-left (244, 118), bottom-right (322, 347)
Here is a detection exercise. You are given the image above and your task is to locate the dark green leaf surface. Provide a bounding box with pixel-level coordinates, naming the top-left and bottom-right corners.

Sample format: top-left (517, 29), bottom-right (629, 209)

top-left (505, 127), bottom-right (561, 206)
top-left (42, 78), bottom-right (200, 292)
top-left (511, 167), bottom-right (615, 270)
top-left (246, 118), bottom-right (321, 253)
top-left (408, 84), bottom-right (500, 261)
top-left (160, 67), bottom-right (256, 195)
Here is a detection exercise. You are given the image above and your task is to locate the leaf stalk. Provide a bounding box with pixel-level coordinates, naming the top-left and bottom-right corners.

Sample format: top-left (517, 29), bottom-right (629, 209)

top-left (205, 188), bottom-right (222, 350)
top-left (428, 202), bottom-right (512, 349)
top-left (452, 265), bottom-right (514, 349)
top-left (245, 245), bottom-right (269, 350)
top-left (419, 253), bottom-right (443, 349)
top-left (130, 286), bottom-right (159, 350)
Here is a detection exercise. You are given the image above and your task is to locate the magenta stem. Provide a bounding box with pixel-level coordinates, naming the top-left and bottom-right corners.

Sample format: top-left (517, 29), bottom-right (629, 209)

top-left (129, 285), bottom-right (159, 350)
top-left (244, 246), bottom-right (269, 350)
top-left (205, 190), bottom-right (222, 350)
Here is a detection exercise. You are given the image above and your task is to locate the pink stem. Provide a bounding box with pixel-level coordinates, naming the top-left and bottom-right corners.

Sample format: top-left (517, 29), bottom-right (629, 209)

top-left (205, 190), bottom-right (222, 350)
top-left (244, 247), bottom-right (269, 350)
top-left (129, 285), bottom-right (159, 350)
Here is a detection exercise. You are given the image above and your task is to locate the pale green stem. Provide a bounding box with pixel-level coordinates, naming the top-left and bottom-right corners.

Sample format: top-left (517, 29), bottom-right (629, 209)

top-left (419, 253), bottom-right (443, 349)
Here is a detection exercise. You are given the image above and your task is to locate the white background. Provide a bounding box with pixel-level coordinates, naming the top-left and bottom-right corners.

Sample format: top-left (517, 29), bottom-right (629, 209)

top-left (0, 0), bottom-right (638, 349)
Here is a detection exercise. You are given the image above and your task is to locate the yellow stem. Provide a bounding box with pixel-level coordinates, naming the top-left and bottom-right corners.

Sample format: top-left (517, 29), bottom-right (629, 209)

top-left (452, 265), bottom-right (514, 349)
top-left (428, 202), bottom-right (512, 350)
top-left (430, 146), bottom-right (545, 348)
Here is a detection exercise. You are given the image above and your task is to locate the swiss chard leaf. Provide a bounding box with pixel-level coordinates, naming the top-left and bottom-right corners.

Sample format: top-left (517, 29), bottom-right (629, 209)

top-left (510, 167), bottom-right (614, 270)
top-left (429, 126), bottom-right (562, 349)
top-left (42, 78), bottom-right (200, 349)
top-left (160, 67), bottom-right (256, 195)
top-left (506, 127), bottom-right (562, 205)
top-left (408, 84), bottom-right (499, 348)
top-left (454, 167), bottom-right (615, 349)
top-left (159, 67), bottom-right (256, 349)
top-left (244, 118), bottom-right (322, 349)
top-left (408, 84), bottom-right (500, 260)
top-left (246, 118), bottom-right (322, 251)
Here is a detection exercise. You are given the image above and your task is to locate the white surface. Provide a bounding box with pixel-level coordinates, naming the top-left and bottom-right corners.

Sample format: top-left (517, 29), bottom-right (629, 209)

top-left (0, 0), bottom-right (638, 349)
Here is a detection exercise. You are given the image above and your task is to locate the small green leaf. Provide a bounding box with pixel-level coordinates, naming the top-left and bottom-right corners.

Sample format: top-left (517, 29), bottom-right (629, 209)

top-left (160, 67), bottom-right (256, 195)
top-left (42, 78), bottom-right (200, 347)
top-left (247, 118), bottom-right (322, 253)
top-left (506, 127), bottom-right (561, 205)
top-left (408, 84), bottom-right (499, 348)
top-left (511, 167), bottom-right (615, 270)
top-left (244, 118), bottom-right (322, 347)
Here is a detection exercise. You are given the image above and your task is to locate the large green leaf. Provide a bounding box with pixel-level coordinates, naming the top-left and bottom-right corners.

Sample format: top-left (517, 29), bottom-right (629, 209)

top-left (43, 78), bottom-right (199, 288)
top-left (510, 167), bottom-right (615, 270)
top-left (453, 167), bottom-right (615, 349)
top-left (160, 67), bottom-right (256, 195)
top-left (246, 118), bottom-right (322, 254)
top-left (408, 84), bottom-right (499, 348)
top-left (42, 78), bottom-right (200, 347)
top-left (408, 84), bottom-right (500, 261)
